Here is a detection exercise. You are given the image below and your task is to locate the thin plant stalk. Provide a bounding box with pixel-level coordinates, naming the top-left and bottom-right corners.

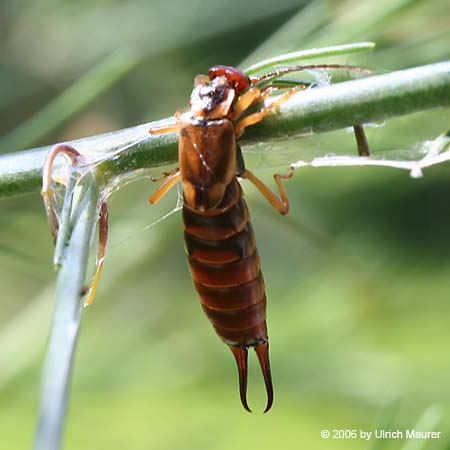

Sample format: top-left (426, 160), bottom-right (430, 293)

top-left (33, 177), bottom-right (99, 450)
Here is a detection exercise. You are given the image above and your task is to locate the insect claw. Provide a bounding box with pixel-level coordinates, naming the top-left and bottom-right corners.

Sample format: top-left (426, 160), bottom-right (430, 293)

top-left (255, 341), bottom-right (273, 413)
top-left (229, 345), bottom-right (251, 412)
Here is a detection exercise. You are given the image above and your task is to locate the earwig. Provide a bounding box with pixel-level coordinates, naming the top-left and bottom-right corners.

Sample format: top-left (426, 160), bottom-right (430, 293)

top-left (148, 64), bottom-right (369, 412)
top-left (42, 62), bottom-right (370, 413)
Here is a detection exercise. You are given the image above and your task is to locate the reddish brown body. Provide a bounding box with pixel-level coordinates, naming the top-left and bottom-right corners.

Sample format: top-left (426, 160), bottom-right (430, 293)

top-left (169, 66), bottom-right (284, 413)
top-left (183, 164), bottom-right (268, 347)
top-left (148, 63), bottom-right (364, 411)
top-left (146, 64), bottom-right (300, 412)
top-left (146, 63), bottom-right (365, 410)
top-left (180, 117), bottom-right (272, 412)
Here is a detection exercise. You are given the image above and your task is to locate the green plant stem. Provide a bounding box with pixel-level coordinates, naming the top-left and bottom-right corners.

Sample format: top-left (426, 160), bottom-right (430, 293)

top-left (245, 60), bottom-right (450, 140)
top-left (0, 61), bottom-right (449, 198)
top-left (34, 179), bottom-right (99, 450)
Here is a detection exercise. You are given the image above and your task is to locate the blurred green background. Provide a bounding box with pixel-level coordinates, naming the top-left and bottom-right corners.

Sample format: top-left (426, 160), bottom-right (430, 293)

top-left (1, 0), bottom-right (450, 449)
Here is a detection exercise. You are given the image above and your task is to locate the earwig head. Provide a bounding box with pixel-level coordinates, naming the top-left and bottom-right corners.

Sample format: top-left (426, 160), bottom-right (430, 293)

top-left (208, 65), bottom-right (250, 94)
top-left (190, 75), bottom-right (236, 120)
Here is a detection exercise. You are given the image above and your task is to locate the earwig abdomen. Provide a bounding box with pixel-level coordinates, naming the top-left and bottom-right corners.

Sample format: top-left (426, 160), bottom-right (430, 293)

top-left (178, 95), bottom-right (273, 412)
top-left (183, 179), bottom-right (267, 344)
top-left (183, 178), bottom-right (272, 411)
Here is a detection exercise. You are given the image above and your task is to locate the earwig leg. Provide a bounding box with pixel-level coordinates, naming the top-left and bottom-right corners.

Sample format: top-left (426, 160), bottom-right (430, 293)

top-left (353, 124), bottom-right (370, 156)
top-left (229, 87), bottom-right (263, 121)
top-left (84, 202), bottom-right (109, 307)
top-left (149, 110), bottom-right (183, 136)
top-left (148, 169), bottom-right (180, 205)
top-left (42, 143), bottom-right (82, 244)
top-left (149, 124), bottom-right (180, 135)
top-left (242, 167), bottom-right (294, 215)
top-left (229, 345), bottom-right (251, 412)
top-left (254, 341), bottom-right (273, 413)
top-left (150, 167), bottom-right (179, 183)
top-left (235, 87), bottom-right (299, 138)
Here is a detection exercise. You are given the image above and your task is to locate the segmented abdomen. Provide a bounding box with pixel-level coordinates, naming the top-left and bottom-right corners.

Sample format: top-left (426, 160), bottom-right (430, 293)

top-left (183, 179), bottom-right (268, 347)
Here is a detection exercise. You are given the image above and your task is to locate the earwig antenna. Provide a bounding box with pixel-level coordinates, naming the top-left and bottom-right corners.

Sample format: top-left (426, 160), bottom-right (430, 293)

top-left (250, 64), bottom-right (370, 85)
